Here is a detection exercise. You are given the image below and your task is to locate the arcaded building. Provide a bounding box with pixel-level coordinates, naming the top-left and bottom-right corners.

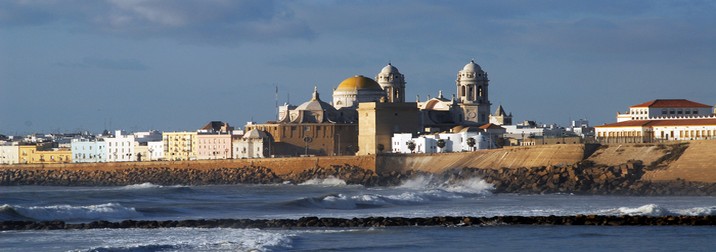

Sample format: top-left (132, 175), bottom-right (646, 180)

top-left (246, 87), bottom-right (359, 156)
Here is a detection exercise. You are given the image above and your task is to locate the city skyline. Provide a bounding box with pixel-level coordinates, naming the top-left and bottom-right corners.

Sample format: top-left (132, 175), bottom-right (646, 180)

top-left (2, 1), bottom-right (716, 135)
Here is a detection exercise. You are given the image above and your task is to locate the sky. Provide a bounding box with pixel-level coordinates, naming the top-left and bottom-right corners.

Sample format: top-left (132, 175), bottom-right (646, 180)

top-left (1, 0), bottom-right (715, 135)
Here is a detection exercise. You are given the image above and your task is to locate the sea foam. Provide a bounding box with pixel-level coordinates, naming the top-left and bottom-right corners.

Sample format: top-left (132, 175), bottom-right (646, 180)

top-left (299, 176), bottom-right (348, 186)
top-left (78, 228), bottom-right (293, 252)
top-left (7, 203), bottom-right (142, 221)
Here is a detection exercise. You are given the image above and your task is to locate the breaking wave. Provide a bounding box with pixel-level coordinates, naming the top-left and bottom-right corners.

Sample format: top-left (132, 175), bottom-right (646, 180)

top-left (78, 228), bottom-right (293, 252)
top-left (286, 175), bottom-right (493, 210)
top-left (0, 203), bottom-right (142, 221)
top-left (299, 176), bottom-right (348, 186)
top-left (397, 174), bottom-right (494, 194)
top-left (601, 204), bottom-right (716, 216)
top-left (121, 183), bottom-right (165, 189)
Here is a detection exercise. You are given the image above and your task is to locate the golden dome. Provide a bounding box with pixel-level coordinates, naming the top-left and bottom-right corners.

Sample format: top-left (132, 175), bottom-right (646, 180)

top-left (336, 75), bottom-right (383, 91)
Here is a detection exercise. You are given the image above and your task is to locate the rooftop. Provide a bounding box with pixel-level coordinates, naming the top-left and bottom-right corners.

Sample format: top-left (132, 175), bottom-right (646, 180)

top-left (630, 99), bottom-right (712, 108)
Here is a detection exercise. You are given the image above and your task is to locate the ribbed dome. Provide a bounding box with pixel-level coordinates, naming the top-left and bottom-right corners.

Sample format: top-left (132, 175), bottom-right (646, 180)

top-left (336, 75), bottom-right (383, 91)
top-left (462, 60), bottom-right (482, 73)
top-left (380, 63), bottom-right (400, 74)
top-left (242, 129), bottom-right (267, 139)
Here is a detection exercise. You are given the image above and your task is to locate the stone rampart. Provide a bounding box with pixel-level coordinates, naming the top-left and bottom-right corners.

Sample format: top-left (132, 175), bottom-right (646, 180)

top-left (376, 144), bottom-right (585, 174)
top-left (0, 155), bottom-right (375, 175)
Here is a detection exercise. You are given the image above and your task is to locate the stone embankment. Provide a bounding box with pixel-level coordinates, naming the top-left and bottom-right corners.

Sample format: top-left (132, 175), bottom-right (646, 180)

top-left (0, 165), bottom-right (382, 186)
top-left (3, 215), bottom-right (716, 230)
top-left (450, 160), bottom-right (716, 196)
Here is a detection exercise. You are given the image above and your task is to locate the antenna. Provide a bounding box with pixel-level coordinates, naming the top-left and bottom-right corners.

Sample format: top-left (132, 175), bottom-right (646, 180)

top-left (274, 84), bottom-right (279, 120)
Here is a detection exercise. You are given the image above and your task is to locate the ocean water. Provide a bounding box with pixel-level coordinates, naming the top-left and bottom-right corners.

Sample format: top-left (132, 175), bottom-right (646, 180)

top-left (2, 175), bottom-right (716, 251)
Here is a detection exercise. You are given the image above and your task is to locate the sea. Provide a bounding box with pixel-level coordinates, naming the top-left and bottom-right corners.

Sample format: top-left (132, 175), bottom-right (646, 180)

top-left (2, 175), bottom-right (716, 251)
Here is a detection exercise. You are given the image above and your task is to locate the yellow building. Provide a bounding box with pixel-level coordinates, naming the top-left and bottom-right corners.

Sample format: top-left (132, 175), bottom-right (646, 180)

top-left (357, 102), bottom-right (421, 155)
top-left (19, 145), bottom-right (72, 164)
top-left (163, 132), bottom-right (198, 161)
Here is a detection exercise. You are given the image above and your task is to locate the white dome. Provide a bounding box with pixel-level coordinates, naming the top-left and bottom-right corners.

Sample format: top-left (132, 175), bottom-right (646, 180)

top-left (462, 60), bottom-right (482, 73)
top-left (380, 63), bottom-right (400, 74)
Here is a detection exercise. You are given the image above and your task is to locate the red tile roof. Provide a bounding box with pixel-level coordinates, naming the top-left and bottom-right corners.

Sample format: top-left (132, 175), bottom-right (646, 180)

top-left (596, 118), bottom-right (716, 128)
top-left (479, 123), bottom-right (505, 130)
top-left (630, 99), bottom-right (712, 108)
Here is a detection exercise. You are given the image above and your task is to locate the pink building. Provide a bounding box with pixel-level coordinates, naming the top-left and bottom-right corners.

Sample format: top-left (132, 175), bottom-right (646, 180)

top-left (196, 133), bottom-right (232, 160)
top-left (195, 121), bottom-right (234, 160)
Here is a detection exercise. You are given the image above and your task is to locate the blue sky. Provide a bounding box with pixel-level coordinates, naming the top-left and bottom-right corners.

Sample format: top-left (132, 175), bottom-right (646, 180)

top-left (1, 0), bottom-right (715, 135)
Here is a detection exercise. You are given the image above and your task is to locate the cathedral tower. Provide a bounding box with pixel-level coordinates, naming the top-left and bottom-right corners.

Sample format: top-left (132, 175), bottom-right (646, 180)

top-left (375, 63), bottom-right (406, 103)
top-left (456, 60), bottom-right (491, 124)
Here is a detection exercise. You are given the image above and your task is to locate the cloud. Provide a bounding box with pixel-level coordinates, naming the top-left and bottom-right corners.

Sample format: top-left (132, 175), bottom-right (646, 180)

top-left (0, 0), bottom-right (316, 45)
top-left (56, 57), bottom-right (148, 71)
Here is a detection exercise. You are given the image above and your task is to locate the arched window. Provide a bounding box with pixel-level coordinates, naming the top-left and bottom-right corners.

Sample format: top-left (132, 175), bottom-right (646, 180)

top-left (478, 86), bottom-right (483, 97)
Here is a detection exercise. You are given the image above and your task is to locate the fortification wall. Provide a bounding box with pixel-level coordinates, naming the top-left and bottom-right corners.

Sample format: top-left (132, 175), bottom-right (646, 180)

top-left (376, 144), bottom-right (585, 174)
top-left (0, 156), bottom-right (376, 175)
top-left (643, 140), bottom-right (716, 182)
top-left (586, 143), bottom-right (670, 166)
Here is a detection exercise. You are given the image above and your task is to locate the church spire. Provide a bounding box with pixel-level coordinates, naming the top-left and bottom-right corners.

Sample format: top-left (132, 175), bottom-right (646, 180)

top-left (311, 85), bottom-right (320, 101)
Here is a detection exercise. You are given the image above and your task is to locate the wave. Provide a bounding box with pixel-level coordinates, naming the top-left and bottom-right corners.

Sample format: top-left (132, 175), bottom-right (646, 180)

top-left (286, 177), bottom-right (492, 210)
top-left (121, 183), bottom-right (190, 190)
top-left (1, 203), bottom-right (142, 221)
top-left (121, 183), bottom-right (165, 189)
top-left (601, 204), bottom-right (716, 217)
top-left (79, 228), bottom-right (293, 252)
top-left (299, 176), bottom-right (348, 186)
top-left (397, 174), bottom-right (494, 195)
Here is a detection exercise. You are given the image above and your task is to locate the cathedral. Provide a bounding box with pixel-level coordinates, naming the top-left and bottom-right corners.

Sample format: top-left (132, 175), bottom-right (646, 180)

top-left (246, 60), bottom-right (510, 156)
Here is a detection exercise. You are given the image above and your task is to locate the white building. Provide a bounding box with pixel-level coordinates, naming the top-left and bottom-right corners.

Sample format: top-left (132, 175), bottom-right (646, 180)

top-left (617, 99), bottom-right (713, 122)
top-left (0, 144), bottom-right (19, 164)
top-left (105, 130), bottom-right (136, 162)
top-left (391, 127), bottom-right (498, 154)
top-left (71, 139), bottom-right (107, 163)
top-left (147, 141), bottom-right (164, 161)
top-left (234, 129), bottom-right (268, 159)
top-left (596, 117), bottom-right (716, 143)
top-left (503, 121), bottom-right (565, 139)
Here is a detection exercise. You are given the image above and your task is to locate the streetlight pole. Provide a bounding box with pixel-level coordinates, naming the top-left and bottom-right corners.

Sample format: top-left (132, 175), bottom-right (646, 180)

top-left (337, 133), bottom-right (341, 156)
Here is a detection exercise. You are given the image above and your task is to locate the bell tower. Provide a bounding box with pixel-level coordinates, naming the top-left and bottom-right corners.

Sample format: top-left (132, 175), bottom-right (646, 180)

top-left (376, 63), bottom-right (406, 103)
top-left (456, 60), bottom-right (491, 124)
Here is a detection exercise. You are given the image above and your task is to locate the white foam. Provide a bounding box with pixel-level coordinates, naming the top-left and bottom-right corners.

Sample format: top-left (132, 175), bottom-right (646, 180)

top-left (396, 175), bottom-right (434, 189)
top-left (73, 228), bottom-right (293, 252)
top-left (673, 206), bottom-right (716, 216)
top-left (13, 203), bottom-right (142, 221)
top-left (122, 182), bottom-right (164, 189)
top-left (442, 177), bottom-right (495, 194)
top-left (603, 204), bottom-right (672, 216)
top-left (299, 176), bottom-right (347, 186)
top-left (396, 174), bottom-right (493, 195)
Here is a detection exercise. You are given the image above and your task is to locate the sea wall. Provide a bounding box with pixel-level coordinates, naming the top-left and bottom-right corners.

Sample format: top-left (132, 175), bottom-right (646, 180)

top-left (0, 155), bottom-right (375, 175)
top-left (376, 144), bottom-right (586, 174)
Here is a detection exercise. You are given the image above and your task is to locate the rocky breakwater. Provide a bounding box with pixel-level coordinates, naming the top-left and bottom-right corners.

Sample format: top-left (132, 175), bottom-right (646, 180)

top-left (444, 160), bottom-right (716, 196)
top-left (3, 215), bottom-right (716, 230)
top-left (0, 165), bottom-right (382, 186)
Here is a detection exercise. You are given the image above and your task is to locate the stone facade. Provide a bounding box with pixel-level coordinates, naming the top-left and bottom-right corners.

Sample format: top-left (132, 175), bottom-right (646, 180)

top-left (357, 102), bottom-right (420, 155)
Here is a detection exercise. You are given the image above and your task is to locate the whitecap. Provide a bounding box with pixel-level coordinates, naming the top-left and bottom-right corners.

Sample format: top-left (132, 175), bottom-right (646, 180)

top-left (673, 206), bottom-right (716, 216)
top-left (603, 204), bottom-right (673, 216)
top-left (299, 176), bottom-right (347, 186)
top-left (122, 182), bottom-right (164, 189)
top-left (12, 203), bottom-right (142, 221)
top-left (76, 228), bottom-right (293, 252)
